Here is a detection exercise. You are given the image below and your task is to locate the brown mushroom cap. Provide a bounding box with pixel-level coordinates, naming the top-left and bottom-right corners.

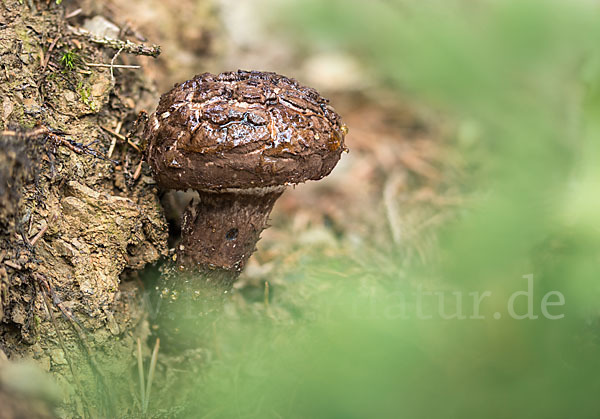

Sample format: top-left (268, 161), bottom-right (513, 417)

top-left (146, 70), bottom-right (347, 191)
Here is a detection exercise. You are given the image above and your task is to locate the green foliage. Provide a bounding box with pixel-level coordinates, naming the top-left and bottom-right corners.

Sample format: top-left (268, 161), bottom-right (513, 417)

top-left (60, 49), bottom-right (79, 71)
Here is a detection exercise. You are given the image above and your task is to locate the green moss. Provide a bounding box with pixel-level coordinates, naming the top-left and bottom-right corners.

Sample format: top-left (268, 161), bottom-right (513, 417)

top-left (76, 80), bottom-right (98, 112)
top-left (60, 50), bottom-right (80, 72)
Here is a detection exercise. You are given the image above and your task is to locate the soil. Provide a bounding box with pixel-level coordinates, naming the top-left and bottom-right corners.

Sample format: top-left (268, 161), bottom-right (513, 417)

top-left (0, 1), bottom-right (168, 416)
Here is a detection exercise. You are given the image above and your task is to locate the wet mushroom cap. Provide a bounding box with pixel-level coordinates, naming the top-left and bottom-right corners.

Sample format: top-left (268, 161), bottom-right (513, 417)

top-left (146, 70), bottom-right (347, 191)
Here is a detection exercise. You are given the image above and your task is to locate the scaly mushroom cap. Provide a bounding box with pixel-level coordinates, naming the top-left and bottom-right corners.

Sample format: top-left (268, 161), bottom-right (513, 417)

top-left (146, 70), bottom-right (346, 191)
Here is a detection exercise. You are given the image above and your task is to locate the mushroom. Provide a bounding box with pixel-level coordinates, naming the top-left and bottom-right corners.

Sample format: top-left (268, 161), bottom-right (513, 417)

top-left (145, 70), bottom-right (347, 284)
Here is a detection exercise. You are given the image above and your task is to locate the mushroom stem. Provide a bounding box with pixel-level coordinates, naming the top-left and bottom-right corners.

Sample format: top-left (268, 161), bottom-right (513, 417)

top-left (155, 188), bottom-right (284, 350)
top-left (177, 188), bottom-right (284, 279)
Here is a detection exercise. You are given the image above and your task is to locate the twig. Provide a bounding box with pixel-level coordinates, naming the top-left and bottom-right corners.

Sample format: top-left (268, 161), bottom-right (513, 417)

top-left (29, 214), bottom-right (58, 246)
top-left (68, 25), bottom-right (161, 58)
top-left (133, 159), bottom-right (143, 181)
top-left (84, 62), bottom-right (140, 69)
top-left (48, 131), bottom-right (114, 162)
top-left (40, 36), bottom-right (61, 74)
top-left (100, 125), bottom-right (141, 152)
top-left (107, 121), bottom-right (122, 159)
top-left (109, 47), bottom-right (123, 80)
top-left (65, 8), bottom-right (83, 19)
top-left (36, 274), bottom-right (87, 332)
top-left (101, 126), bottom-right (126, 140)
top-left (29, 224), bottom-right (48, 246)
top-left (107, 136), bottom-right (117, 159)
top-left (1, 124), bottom-right (113, 162)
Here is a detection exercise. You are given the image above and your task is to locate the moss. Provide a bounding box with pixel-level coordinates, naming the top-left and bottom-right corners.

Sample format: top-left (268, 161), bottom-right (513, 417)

top-left (60, 50), bottom-right (80, 72)
top-left (76, 80), bottom-right (98, 113)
